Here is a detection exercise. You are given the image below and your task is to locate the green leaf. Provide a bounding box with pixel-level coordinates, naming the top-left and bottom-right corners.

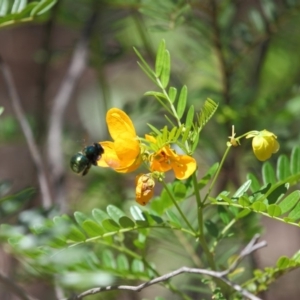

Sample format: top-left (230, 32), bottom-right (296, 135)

top-left (238, 196), bottom-right (251, 207)
top-left (11, 0), bottom-right (27, 14)
top-left (177, 85), bottom-right (187, 119)
top-left (117, 254), bottom-right (129, 271)
top-left (82, 220), bottom-right (104, 237)
top-left (288, 201), bottom-right (300, 221)
top-left (101, 219), bottom-right (120, 231)
top-left (130, 205), bottom-right (145, 221)
top-left (168, 126), bottom-right (178, 141)
top-left (278, 190), bottom-right (300, 214)
top-left (191, 131), bottom-right (200, 152)
top-left (173, 181), bottom-right (186, 200)
top-left (168, 86), bottom-right (177, 103)
top-left (131, 259), bottom-right (144, 273)
top-left (218, 206), bottom-right (230, 224)
top-left (277, 155), bottom-right (290, 181)
top-left (236, 209), bottom-right (251, 219)
top-left (147, 123), bottom-right (161, 135)
top-left (291, 147), bottom-right (300, 175)
top-left (102, 249), bottom-right (116, 269)
top-left (134, 47), bottom-right (155, 80)
top-left (92, 208), bottom-right (109, 225)
top-left (267, 183), bottom-right (289, 205)
top-left (204, 220), bottom-right (219, 238)
top-left (67, 225), bottom-right (86, 242)
top-left (252, 202), bottom-right (267, 212)
top-left (166, 210), bottom-right (182, 228)
top-left (107, 205), bottom-right (126, 223)
top-left (197, 98), bottom-right (218, 129)
top-left (137, 61), bottom-right (156, 82)
top-left (247, 173), bottom-right (261, 193)
top-left (155, 40), bottom-right (166, 77)
top-left (0, 106), bottom-right (4, 116)
top-left (74, 211), bottom-right (88, 227)
top-left (160, 50), bottom-right (170, 88)
top-left (144, 91), bottom-right (167, 100)
top-left (233, 180), bottom-right (252, 198)
top-left (0, 0), bottom-right (9, 16)
top-left (30, 0), bottom-right (57, 16)
top-left (262, 162), bottom-right (276, 185)
top-left (118, 216), bottom-right (135, 228)
top-left (267, 204), bottom-right (282, 217)
top-left (276, 256), bottom-right (291, 269)
top-left (185, 105), bottom-right (194, 128)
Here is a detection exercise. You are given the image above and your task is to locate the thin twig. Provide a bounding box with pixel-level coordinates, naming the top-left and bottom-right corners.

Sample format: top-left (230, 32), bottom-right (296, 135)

top-left (0, 55), bottom-right (52, 208)
top-left (47, 11), bottom-right (98, 210)
top-left (0, 270), bottom-right (38, 300)
top-left (65, 235), bottom-right (266, 300)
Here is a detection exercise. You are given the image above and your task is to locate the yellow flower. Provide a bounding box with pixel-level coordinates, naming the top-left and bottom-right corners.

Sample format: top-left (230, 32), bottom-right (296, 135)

top-left (246, 130), bottom-right (279, 161)
top-left (135, 174), bottom-right (155, 206)
top-left (97, 108), bottom-right (141, 172)
top-left (146, 135), bottom-right (196, 179)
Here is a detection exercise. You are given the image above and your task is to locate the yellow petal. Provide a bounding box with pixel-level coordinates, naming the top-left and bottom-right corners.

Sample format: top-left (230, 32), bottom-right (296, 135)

top-left (106, 108), bottom-right (136, 140)
top-left (171, 155), bottom-right (197, 179)
top-left (97, 141), bottom-right (118, 168)
top-left (252, 135), bottom-right (278, 161)
top-left (114, 133), bottom-right (140, 161)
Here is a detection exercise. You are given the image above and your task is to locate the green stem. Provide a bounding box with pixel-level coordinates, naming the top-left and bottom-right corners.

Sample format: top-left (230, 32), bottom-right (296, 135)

top-left (203, 145), bottom-right (232, 204)
top-left (210, 218), bottom-right (236, 252)
top-left (161, 180), bottom-right (196, 234)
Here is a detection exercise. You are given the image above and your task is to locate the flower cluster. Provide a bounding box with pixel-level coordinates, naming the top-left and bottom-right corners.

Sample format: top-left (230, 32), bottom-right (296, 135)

top-left (97, 108), bottom-right (197, 205)
top-left (98, 108), bottom-right (279, 206)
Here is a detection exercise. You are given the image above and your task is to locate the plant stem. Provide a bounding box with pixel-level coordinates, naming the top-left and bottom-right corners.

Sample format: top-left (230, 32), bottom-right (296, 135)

top-left (203, 145), bottom-right (232, 204)
top-left (161, 181), bottom-right (196, 234)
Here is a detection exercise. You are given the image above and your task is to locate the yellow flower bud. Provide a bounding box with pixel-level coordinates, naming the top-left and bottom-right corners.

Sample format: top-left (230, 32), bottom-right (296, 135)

top-left (246, 130), bottom-right (279, 161)
top-left (135, 174), bottom-right (155, 206)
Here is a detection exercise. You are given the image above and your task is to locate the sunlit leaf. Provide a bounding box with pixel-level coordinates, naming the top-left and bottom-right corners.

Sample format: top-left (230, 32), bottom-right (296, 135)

top-left (168, 86), bottom-right (177, 103)
top-left (11, 0), bottom-right (27, 14)
top-left (177, 85), bottom-right (187, 119)
top-left (160, 50), bottom-right (170, 88)
top-left (92, 208), bottom-right (109, 225)
top-left (288, 202), bottom-right (300, 221)
top-left (107, 205), bottom-right (126, 223)
top-left (74, 211), bottom-right (88, 227)
top-left (252, 202), bottom-right (267, 212)
top-left (82, 220), bottom-right (104, 237)
top-left (131, 259), bottom-right (144, 273)
top-left (291, 146), bottom-right (300, 175)
top-left (278, 190), bottom-right (300, 214)
top-left (30, 0), bottom-right (57, 16)
top-left (117, 254), bottom-right (129, 271)
top-left (277, 155), bottom-right (290, 181)
top-left (267, 204), bottom-right (282, 217)
top-left (101, 219), bottom-right (120, 231)
top-left (232, 180), bottom-right (251, 198)
top-left (155, 39), bottom-right (166, 76)
top-left (262, 162), bottom-right (276, 185)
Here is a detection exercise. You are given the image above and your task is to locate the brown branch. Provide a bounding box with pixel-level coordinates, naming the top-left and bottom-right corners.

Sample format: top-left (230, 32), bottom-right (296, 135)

top-left (65, 234), bottom-right (266, 300)
top-left (0, 270), bottom-right (38, 300)
top-left (0, 55), bottom-right (53, 208)
top-left (46, 10), bottom-right (98, 210)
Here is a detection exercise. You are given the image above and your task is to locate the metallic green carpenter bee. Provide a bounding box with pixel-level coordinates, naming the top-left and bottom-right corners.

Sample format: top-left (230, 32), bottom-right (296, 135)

top-left (70, 143), bottom-right (104, 176)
